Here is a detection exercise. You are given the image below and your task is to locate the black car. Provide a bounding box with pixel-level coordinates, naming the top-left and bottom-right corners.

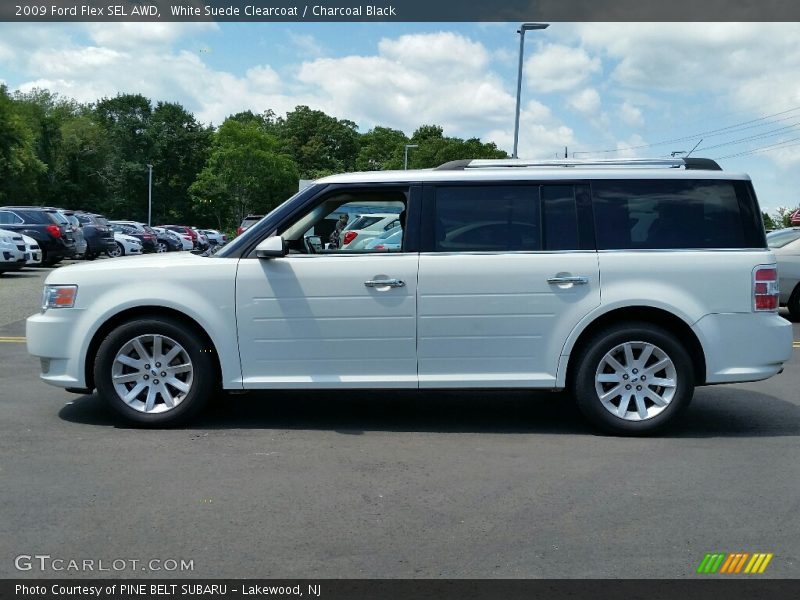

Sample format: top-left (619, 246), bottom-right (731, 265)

top-left (71, 212), bottom-right (116, 259)
top-left (0, 206), bottom-right (76, 266)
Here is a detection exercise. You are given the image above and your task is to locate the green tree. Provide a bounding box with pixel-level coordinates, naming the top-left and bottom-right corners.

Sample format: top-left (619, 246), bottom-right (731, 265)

top-left (189, 118), bottom-right (298, 229)
top-left (277, 105), bottom-right (360, 178)
top-left (356, 126), bottom-right (409, 171)
top-left (146, 101), bottom-right (213, 225)
top-left (0, 85), bottom-right (46, 203)
top-left (407, 125), bottom-right (507, 169)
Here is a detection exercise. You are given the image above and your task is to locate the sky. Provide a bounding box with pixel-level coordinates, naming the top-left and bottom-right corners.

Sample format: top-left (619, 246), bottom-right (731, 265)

top-left (1, 21), bottom-right (800, 214)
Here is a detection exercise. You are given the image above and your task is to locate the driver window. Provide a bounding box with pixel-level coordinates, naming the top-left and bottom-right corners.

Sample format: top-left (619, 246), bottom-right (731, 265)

top-left (279, 190), bottom-right (407, 255)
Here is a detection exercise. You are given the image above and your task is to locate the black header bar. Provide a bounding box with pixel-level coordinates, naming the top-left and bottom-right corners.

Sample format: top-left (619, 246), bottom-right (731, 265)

top-left (3, 0), bottom-right (800, 22)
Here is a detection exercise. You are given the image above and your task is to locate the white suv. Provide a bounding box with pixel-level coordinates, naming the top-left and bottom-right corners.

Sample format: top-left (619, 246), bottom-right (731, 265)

top-left (26, 157), bottom-right (793, 434)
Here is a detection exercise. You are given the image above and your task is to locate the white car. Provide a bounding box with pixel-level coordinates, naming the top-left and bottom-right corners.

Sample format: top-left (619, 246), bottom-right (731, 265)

top-left (21, 233), bottom-right (42, 266)
top-left (767, 227), bottom-right (800, 319)
top-left (202, 229), bottom-right (227, 246)
top-left (107, 232), bottom-right (144, 257)
top-left (0, 228), bottom-right (28, 274)
top-left (26, 157), bottom-right (793, 434)
top-left (339, 213), bottom-right (402, 250)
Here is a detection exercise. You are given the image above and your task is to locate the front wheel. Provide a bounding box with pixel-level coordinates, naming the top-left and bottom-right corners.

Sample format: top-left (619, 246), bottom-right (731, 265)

top-left (156, 241), bottom-right (168, 253)
top-left (571, 322), bottom-right (694, 435)
top-left (94, 317), bottom-right (216, 426)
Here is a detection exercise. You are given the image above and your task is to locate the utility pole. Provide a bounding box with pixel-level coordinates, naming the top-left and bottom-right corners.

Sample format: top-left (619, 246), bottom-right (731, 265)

top-left (147, 164), bottom-right (153, 226)
top-left (512, 23), bottom-right (549, 158)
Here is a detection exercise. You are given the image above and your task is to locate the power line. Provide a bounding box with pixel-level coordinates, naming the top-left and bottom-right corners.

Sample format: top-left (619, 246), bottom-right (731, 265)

top-left (574, 105), bottom-right (800, 156)
top-left (715, 136), bottom-right (800, 160)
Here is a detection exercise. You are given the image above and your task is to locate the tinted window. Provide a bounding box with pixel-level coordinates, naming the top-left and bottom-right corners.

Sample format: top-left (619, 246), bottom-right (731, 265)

top-left (17, 210), bottom-right (51, 224)
top-left (593, 180), bottom-right (749, 250)
top-left (542, 185), bottom-right (580, 251)
top-left (48, 211), bottom-right (69, 225)
top-left (434, 185), bottom-right (539, 252)
top-left (0, 211), bottom-right (22, 225)
top-left (349, 215), bottom-right (385, 230)
top-left (94, 217), bottom-right (109, 226)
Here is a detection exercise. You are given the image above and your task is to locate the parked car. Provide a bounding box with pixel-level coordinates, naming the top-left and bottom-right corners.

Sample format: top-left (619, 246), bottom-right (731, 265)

top-left (109, 221), bottom-right (158, 253)
top-left (153, 227), bottom-right (191, 251)
top-left (21, 233), bottom-right (42, 266)
top-left (237, 215), bottom-right (263, 236)
top-left (59, 211), bottom-right (88, 258)
top-left (766, 227), bottom-right (800, 319)
top-left (0, 228), bottom-right (28, 274)
top-left (202, 229), bottom-right (227, 246)
top-left (363, 226), bottom-right (403, 250)
top-left (26, 157), bottom-right (793, 434)
top-left (159, 225), bottom-right (197, 249)
top-left (339, 213), bottom-right (403, 250)
top-left (72, 212), bottom-right (116, 259)
top-left (0, 206), bottom-right (76, 266)
top-left (191, 228), bottom-right (210, 252)
top-left (107, 232), bottom-right (144, 257)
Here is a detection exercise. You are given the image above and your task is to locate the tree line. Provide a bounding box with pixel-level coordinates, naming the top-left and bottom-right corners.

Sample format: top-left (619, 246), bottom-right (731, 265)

top-left (0, 86), bottom-right (506, 230)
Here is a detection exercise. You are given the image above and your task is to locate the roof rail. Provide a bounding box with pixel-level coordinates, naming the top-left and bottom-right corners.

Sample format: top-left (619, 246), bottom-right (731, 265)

top-left (435, 157), bottom-right (722, 171)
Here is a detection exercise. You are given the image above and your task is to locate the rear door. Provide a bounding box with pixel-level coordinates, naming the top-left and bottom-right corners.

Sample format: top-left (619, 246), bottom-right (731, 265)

top-left (417, 182), bottom-right (600, 388)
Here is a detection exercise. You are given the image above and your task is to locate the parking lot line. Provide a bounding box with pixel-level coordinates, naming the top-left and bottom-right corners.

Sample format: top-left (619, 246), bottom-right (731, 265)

top-left (0, 337), bottom-right (26, 343)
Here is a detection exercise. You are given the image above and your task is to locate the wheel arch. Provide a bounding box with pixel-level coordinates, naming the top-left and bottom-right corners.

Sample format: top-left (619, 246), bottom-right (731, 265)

top-left (84, 306), bottom-right (222, 390)
top-left (560, 306), bottom-right (707, 388)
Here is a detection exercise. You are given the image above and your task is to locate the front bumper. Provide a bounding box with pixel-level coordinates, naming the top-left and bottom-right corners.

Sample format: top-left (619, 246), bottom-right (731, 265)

top-left (27, 309), bottom-right (87, 388)
top-left (693, 312), bottom-right (794, 384)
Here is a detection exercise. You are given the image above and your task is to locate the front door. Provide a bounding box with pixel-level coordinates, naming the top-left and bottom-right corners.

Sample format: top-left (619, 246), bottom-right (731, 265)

top-left (236, 187), bottom-right (419, 388)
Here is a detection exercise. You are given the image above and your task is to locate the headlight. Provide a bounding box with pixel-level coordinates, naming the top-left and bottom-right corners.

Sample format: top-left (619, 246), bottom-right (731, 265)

top-left (42, 285), bottom-right (78, 312)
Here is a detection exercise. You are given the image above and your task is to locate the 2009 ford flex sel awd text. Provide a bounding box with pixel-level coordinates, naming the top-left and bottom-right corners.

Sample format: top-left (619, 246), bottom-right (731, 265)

top-left (26, 157), bottom-right (793, 434)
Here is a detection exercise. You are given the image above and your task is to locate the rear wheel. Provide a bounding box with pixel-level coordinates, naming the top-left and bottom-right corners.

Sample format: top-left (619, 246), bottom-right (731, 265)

top-left (94, 317), bottom-right (216, 426)
top-left (571, 322), bottom-right (694, 435)
top-left (156, 241), bottom-right (168, 253)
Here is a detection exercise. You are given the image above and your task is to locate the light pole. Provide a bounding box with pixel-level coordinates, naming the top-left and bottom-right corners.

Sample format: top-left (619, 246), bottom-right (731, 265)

top-left (404, 144), bottom-right (418, 170)
top-left (512, 22), bottom-right (549, 159)
top-left (146, 164), bottom-right (153, 226)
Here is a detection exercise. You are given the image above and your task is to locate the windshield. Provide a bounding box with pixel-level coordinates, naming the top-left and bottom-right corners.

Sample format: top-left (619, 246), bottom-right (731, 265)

top-left (766, 228), bottom-right (800, 248)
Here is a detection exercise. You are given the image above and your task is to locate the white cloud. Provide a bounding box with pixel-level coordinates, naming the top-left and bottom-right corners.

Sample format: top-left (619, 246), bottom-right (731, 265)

top-left (618, 101), bottom-right (644, 128)
top-left (568, 88), bottom-right (601, 116)
top-left (286, 32), bottom-right (325, 58)
top-left (524, 43), bottom-right (601, 93)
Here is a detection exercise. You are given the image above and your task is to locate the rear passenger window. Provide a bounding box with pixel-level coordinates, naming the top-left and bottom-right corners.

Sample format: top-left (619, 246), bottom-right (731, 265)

top-left (0, 211), bottom-right (23, 225)
top-left (434, 186), bottom-right (540, 252)
top-left (593, 180), bottom-right (749, 249)
top-left (432, 185), bottom-right (582, 252)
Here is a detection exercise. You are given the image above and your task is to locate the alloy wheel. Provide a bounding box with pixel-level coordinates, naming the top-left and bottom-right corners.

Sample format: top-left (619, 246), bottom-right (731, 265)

top-left (110, 334), bottom-right (194, 414)
top-left (594, 341), bottom-right (677, 421)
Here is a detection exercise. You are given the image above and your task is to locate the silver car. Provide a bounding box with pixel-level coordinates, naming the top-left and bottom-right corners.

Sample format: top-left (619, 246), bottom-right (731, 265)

top-left (767, 227), bottom-right (800, 319)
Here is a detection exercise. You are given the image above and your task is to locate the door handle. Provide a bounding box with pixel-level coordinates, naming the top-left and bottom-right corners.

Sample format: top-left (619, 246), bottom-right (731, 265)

top-left (364, 279), bottom-right (406, 288)
top-left (547, 276), bottom-right (589, 285)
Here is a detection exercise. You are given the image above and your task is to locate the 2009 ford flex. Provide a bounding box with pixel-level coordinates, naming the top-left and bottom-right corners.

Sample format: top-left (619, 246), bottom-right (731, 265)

top-left (26, 157), bottom-right (793, 434)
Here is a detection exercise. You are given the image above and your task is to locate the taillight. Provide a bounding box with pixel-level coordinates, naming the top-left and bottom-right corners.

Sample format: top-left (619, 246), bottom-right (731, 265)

top-left (374, 244), bottom-right (385, 250)
top-left (343, 231), bottom-right (358, 245)
top-left (753, 266), bottom-right (779, 311)
top-left (237, 227), bottom-right (244, 236)
top-left (222, 235), bottom-right (227, 241)
top-left (144, 234), bottom-right (154, 240)
top-left (46, 224), bottom-right (61, 238)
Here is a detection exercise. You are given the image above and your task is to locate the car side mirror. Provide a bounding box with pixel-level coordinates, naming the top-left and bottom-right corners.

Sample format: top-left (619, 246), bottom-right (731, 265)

top-left (255, 235), bottom-right (287, 258)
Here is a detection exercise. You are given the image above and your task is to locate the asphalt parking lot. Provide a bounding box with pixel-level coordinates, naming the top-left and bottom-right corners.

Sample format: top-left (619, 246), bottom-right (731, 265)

top-left (1, 264), bottom-right (799, 579)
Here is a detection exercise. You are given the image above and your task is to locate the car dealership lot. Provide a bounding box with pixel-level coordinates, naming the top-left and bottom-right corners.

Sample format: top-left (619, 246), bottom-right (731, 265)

top-left (1, 266), bottom-right (799, 578)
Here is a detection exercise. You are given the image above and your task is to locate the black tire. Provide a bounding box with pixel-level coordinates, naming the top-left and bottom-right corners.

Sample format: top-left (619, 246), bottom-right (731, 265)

top-left (788, 285), bottom-right (800, 321)
top-left (94, 317), bottom-right (216, 426)
top-left (106, 242), bottom-right (124, 258)
top-left (571, 322), bottom-right (695, 436)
